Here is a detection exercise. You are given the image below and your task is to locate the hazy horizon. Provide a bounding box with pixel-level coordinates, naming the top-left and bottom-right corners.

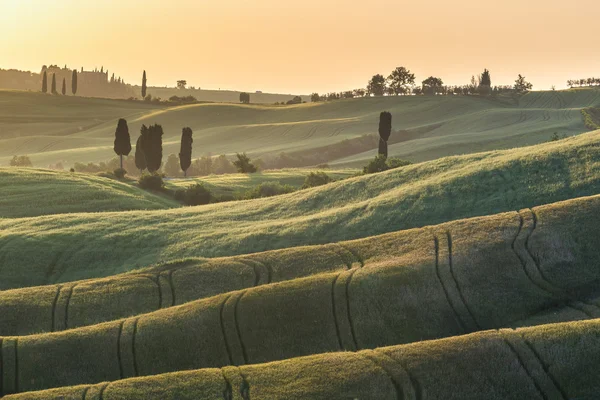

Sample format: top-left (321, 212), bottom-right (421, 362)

top-left (2, 0), bottom-right (600, 94)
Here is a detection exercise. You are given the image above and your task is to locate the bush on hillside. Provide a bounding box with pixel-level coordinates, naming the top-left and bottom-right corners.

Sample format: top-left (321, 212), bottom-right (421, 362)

top-left (138, 174), bottom-right (164, 191)
top-left (242, 182), bottom-right (295, 199)
top-left (302, 172), bottom-right (332, 189)
top-left (174, 183), bottom-right (213, 206)
top-left (363, 155), bottom-right (411, 174)
top-left (113, 168), bottom-right (127, 179)
top-left (9, 155), bottom-right (32, 167)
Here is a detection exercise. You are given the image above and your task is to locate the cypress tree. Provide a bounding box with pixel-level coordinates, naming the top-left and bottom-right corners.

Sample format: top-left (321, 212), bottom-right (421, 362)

top-left (378, 111), bottom-right (392, 158)
top-left (61, 78), bottom-right (66, 95)
top-left (143, 124), bottom-right (164, 173)
top-left (113, 119), bottom-right (132, 170)
top-left (51, 73), bottom-right (57, 94)
top-left (71, 70), bottom-right (78, 95)
top-left (41, 70), bottom-right (48, 93)
top-left (179, 127), bottom-right (193, 177)
top-left (135, 127), bottom-right (148, 173)
top-left (142, 70), bottom-right (147, 99)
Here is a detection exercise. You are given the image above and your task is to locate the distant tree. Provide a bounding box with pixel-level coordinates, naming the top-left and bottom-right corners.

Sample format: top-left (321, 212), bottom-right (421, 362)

top-left (287, 96), bottom-right (302, 105)
top-left (514, 74), bottom-right (533, 94)
top-left (134, 129), bottom-right (147, 173)
top-left (164, 153), bottom-right (181, 177)
top-left (387, 67), bottom-right (415, 95)
top-left (51, 73), bottom-right (57, 94)
top-left (191, 155), bottom-right (213, 176)
top-left (61, 78), bottom-right (66, 95)
top-left (71, 70), bottom-right (78, 95)
top-left (353, 88), bottom-right (366, 97)
top-left (378, 111), bottom-right (392, 158)
top-left (179, 127), bottom-right (193, 177)
top-left (113, 119), bottom-right (132, 170)
top-left (310, 93), bottom-right (321, 102)
top-left (239, 92), bottom-right (250, 104)
top-left (343, 91), bottom-right (354, 99)
top-left (143, 124), bottom-right (164, 173)
top-left (177, 80), bottom-right (187, 90)
top-left (142, 70), bottom-right (147, 98)
top-left (422, 76), bottom-right (443, 95)
top-left (9, 155), bottom-right (33, 167)
top-left (212, 154), bottom-right (236, 174)
top-left (480, 69), bottom-right (491, 87)
top-left (41, 70), bottom-right (48, 93)
top-left (367, 74), bottom-right (386, 96)
top-left (233, 153), bottom-right (257, 173)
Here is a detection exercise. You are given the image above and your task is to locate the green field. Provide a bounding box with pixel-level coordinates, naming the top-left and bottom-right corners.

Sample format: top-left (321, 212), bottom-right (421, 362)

top-left (1, 193), bottom-right (600, 396)
top-left (5, 319), bottom-right (600, 399)
top-left (2, 129), bottom-right (600, 289)
top-left (166, 168), bottom-right (357, 197)
top-left (1, 88), bottom-right (599, 169)
top-left (0, 168), bottom-right (179, 218)
top-left (3, 89), bottom-right (600, 399)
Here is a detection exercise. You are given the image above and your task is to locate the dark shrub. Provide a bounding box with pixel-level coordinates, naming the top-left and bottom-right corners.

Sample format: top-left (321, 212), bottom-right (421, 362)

top-left (363, 155), bottom-right (411, 174)
top-left (386, 157), bottom-right (412, 169)
top-left (175, 183), bottom-right (212, 206)
top-left (138, 174), bottom-right (164, 191)
top-left (242, 182), bottom-right (295, 199)
top-left (302, 172), bottom-right (332, 189)
top-left (113, 168), bottom-right (127, 179)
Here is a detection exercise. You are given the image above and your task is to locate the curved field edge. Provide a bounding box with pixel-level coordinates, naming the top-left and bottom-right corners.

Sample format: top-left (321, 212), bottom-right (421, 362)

top-left (0, 194), bottom-right (599, 395)
top-left (0, 168), bottom-right (179, 218)
top-left (4, 318), bottom-right (600, 399)
top-left (2, 130), bottom-right (600, 288)
top-left (2, 192), bottom-right (600, 337)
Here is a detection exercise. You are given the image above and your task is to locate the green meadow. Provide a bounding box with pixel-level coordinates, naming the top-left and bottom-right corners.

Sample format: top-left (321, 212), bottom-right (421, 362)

top-left (1, 88), bottom-right (599, 168)
top-left (2, 130), bottom-right (600, 289)
top-left (3, 89), bottom-right (600, 399)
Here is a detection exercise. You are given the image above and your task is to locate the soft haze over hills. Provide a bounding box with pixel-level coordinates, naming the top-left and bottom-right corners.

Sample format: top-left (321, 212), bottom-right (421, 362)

top-left (2, 0), bottom-right (600, 93)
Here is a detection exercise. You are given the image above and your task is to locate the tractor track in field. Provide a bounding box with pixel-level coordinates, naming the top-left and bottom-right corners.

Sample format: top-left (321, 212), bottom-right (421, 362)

top-left (361, 349), bottom-right (419, 400)
top-left (501, 330), bottom-right (567, 400)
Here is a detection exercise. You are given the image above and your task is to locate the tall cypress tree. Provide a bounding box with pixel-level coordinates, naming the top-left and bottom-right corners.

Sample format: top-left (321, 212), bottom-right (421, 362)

top-left (71, 70), bottom-right (78, 95)
top-left (61, 78), bottom-right (66, 95)
top-left (179, 127), bottom-right (193, 177)
top-left (41, 71), bottom-right (48, 93)
top-left (135, 126), bottom-right (148, 173)
top-left (378, 111), bottom-right (392, 158)
top-left (142, 70), bottom-right (147, 99)
top-left (113, 119), bottom-right (132, 170)
top-left (51, 73), bottom-right (57, 94)
top-left (143, 124), bottom-right (164, 173)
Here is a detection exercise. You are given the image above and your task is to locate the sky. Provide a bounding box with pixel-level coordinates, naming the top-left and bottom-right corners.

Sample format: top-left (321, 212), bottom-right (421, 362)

top-left (1, 0), bottom-right (600, 94)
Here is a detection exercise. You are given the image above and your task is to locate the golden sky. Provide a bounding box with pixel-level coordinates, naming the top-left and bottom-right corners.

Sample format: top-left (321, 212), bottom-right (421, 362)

top-left (1, 0), bottom-right (599, 94)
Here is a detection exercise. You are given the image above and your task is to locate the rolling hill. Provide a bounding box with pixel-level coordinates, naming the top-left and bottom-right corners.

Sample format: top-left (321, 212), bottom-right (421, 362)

top-left (0, 192), bottom-right (599, 396)
top-left (5, 319), bottom-right (599, 399)
top-left (1, 88), bottom-right (599, 168)
top-left (2, 130), bottom-right (600, 289)
top-left (0, 168), bottom-right (178, 218)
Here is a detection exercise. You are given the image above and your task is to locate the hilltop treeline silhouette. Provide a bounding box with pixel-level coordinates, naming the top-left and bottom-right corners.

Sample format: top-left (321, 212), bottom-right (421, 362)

top-left (310, 67), bottom-right (532, 101)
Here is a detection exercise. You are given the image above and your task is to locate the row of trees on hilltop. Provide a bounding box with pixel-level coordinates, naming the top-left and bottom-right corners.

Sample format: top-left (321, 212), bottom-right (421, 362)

top-left (310, 67), bottom-right (533, 102)
top-left (41, 70), bottom-right (78, 95)
top-left (567, 78), bottom-right (600, 88)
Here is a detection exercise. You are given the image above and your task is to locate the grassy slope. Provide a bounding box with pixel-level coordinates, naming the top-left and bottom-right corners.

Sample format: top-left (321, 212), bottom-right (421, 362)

top-left (1, 88), bottom-right (598, 167)
top-left (1, 194), bottom-right (599, 394)
top-left (165, 168), bottom-right (357, 197)
top-left (0, 168), bottom-right (179, 218)
top-left (2, 130), bottom-right (600, 288)
top-left (6, 319), bottom-right (600, 400)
